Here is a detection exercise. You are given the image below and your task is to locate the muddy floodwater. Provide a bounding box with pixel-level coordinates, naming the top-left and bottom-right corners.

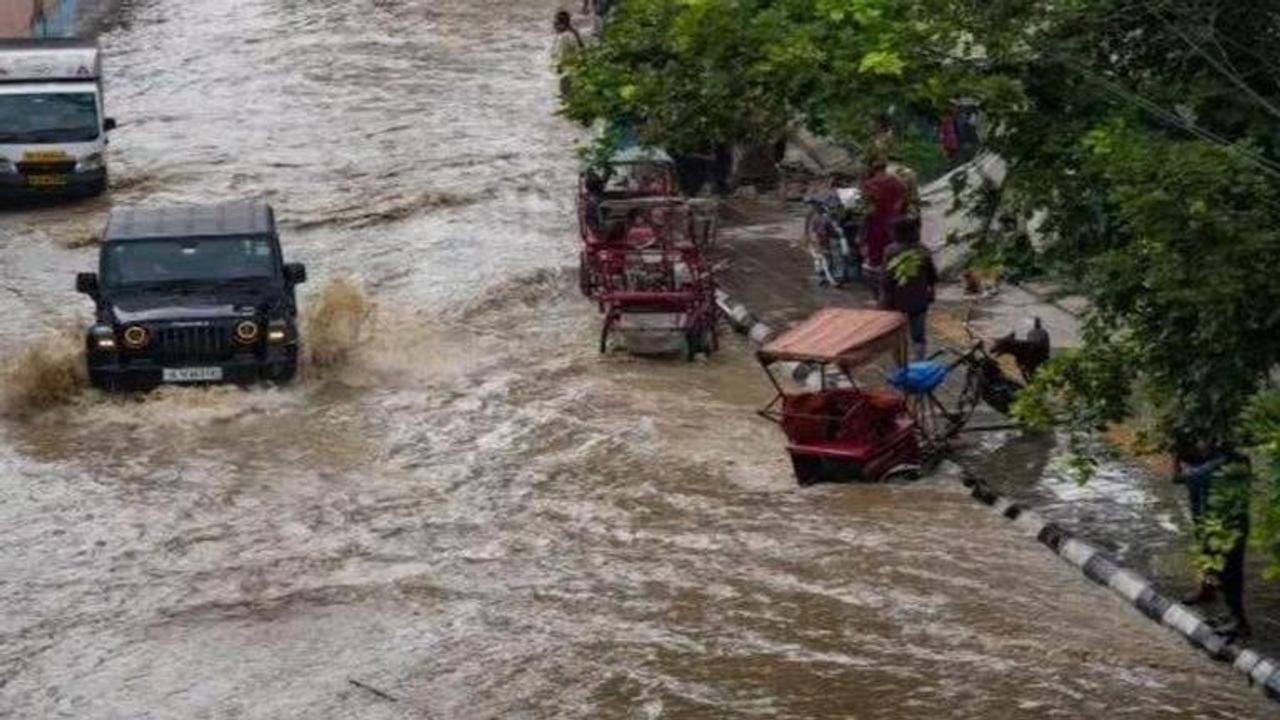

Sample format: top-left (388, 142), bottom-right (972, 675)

top-left (0, 1), bottom-right (1273, 718)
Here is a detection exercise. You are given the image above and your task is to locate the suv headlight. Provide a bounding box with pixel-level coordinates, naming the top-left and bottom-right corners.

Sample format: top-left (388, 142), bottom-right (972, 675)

top-left (267, 320), bottom-right (289, 343)
top-left (76, 153), bottom-right (105, 173)
top-left (89, 325), bottom-right (116, 351)
top-left (234, 320), bottom-right (261, 345)
top-left (0, 158), bottom-right (15, 175)
top-left (122, 325), bottom-right (150, 350)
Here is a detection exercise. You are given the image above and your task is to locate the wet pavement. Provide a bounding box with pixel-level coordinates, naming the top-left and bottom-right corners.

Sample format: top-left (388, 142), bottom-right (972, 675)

top-left (0, 1), bottom-right (1275, 717)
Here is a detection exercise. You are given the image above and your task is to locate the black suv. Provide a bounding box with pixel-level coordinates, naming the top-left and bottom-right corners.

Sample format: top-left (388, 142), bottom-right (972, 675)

top-left (76, 201), bottom-right (307, 390)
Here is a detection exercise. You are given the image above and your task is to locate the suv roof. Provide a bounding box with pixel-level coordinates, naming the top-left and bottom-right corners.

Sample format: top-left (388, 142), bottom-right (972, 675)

top-left (104, 201), bottom-right (276, 242)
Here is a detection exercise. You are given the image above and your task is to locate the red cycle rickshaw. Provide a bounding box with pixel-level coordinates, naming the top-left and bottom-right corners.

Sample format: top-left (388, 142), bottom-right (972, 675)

top-left (757, 308), bottom-right (923, 484)
top-left (586, 199), bottom-right (719, 359)
top-left (758, 307), bottom-right (1024, 485)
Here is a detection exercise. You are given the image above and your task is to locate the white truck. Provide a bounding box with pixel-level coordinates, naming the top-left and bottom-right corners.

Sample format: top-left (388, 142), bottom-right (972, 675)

top-left (0, 39), bottom-right (116, 199)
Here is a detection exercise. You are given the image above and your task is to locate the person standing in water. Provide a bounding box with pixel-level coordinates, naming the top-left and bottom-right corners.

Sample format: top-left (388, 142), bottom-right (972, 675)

top-left (553, 11), bottom-right (585, 95)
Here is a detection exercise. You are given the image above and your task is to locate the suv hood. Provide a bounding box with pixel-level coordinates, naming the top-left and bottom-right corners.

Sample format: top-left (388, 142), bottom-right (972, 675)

top-left (108, 290), bottom-right (278, 324)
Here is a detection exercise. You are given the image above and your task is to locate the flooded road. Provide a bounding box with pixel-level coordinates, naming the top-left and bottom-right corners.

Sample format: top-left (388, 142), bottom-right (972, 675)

top-left (0, 1), bottom-right (1273, 717)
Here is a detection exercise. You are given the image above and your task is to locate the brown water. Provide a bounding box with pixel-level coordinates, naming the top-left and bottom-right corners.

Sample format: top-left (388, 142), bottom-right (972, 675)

top-left (0, 1), bottom-right (1273, 717)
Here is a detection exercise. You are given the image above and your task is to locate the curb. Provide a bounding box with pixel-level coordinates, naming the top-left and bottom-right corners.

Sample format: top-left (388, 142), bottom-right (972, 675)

top-left (718, 288), bottom-right (1280, 703)
top-left (715, 290), bottom-right (776, 346)
top-left (963, 474), bottom-right (1280, 703)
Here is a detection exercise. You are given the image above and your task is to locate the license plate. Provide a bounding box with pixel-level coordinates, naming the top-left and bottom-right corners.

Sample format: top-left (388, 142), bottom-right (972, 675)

top-left (22, 151), bottom-right (69, 163)
top-left (27, 174), bottom-right (67, 187)
top-left (162, 367), bottom-right (224, 383)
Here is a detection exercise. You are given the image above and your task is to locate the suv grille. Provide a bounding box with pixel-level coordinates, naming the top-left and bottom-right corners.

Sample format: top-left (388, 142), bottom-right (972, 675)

top-left (154, 324), bottom-right (237, 364)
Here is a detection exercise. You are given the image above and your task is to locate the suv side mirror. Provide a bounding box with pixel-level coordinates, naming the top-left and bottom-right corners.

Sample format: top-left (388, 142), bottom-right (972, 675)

top-left (283, 263), bottom-right (307, 285)
top-left (104, 118), bottom-right (118, 132)
top-left (76, 272), bottom-right (99, 297)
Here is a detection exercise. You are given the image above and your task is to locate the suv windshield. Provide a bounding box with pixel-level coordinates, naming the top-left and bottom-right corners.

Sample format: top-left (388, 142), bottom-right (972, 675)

top-left (104, 236), bottom-right (278, 287)
top-left (0, 92), bottom-right (100, 144)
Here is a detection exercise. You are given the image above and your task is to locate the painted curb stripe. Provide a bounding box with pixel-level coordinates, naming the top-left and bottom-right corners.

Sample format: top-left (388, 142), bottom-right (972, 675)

top-left (1035, 523), bottom-right (1069, 553)
top-left (1059, 538), bottom-right (1098, 569)
top-left (748, 323), bottom-right (774, 345)
top-left (1236, 649), bottom-right (1262, 676)
top-left (1162, 604), bottom-right (1206, 638)
top-left (1252, 659), bottom-right (1277, 687)
top-left (1134, 586), bottom-right (1172, 622)
top-left (1107, 570), bottom-right (1149, 604)
top-left (1011, 510), bottom-right (1048, 537)
top-left (1081, 553), bottom-right (1118, 585)
top-left (717, 290), bottom-right (1280, 702)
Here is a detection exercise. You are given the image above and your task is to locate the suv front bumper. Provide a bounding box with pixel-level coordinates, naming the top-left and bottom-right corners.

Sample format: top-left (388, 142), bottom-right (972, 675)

top-left (87, 347), bottom-right (299, 391)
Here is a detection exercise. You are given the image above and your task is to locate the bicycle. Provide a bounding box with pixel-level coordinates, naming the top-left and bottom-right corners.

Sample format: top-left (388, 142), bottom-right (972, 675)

top-left (888, 310), bottom-right (1024, 456)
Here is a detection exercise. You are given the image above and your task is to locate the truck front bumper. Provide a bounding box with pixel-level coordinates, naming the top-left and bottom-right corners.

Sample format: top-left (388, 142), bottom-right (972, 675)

top-left (0, 169), bottom-right (107, 200)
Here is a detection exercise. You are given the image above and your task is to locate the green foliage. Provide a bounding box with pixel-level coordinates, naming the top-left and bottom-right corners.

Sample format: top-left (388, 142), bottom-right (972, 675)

top-left (1190, 463), bottom-right (1252, 575)
top-left (886, 246), bottom-right (924, 284)
top-left (1246, 391), bottom-right (1280, 579)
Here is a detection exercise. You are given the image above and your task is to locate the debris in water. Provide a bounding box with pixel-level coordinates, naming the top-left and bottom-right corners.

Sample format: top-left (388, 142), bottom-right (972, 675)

top-left (347, 678), bottom-right (398, 703)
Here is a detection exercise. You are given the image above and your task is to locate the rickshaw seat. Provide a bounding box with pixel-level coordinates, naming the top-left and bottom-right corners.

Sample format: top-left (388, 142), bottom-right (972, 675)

top-left (626, 227), bottom-right (657, 245)
top-left (781, 388), bottom-right (904, 445)
top-left (889, 361), bottom-right (948, 395)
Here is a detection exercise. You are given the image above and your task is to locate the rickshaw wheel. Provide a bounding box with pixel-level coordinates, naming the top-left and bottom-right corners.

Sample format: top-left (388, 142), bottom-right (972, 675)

top-left (577, 254), bottom-right (594, 297)
top-left (790, 454), bottom-right (823, 486)
top-left (684, 332), bottom-right (699, 361)
top-left (599, 324), bottom-right (612, 354)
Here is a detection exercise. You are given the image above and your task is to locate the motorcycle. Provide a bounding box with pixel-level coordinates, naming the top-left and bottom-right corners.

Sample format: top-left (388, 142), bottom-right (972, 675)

top-left (803, 189), bottom-right (863, 287)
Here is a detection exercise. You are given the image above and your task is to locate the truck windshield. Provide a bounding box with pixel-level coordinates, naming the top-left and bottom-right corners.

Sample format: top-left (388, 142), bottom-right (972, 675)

top-left (104, 237), bottom-right (278, 287)
top-left (0, 92), bottom-right (100, 144)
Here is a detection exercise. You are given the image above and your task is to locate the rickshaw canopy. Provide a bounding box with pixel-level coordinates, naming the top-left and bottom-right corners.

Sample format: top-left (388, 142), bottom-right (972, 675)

top-left (758, 308), bottom-right (908, 366)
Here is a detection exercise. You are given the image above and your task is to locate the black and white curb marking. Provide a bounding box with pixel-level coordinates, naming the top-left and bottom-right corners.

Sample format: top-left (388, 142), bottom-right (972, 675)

top-left (718, 289), bottom-right (1280, 703)
top-left (964, 474), bottom-right (1280, 703)
top-left (716, 290), bottom-right (776, 347)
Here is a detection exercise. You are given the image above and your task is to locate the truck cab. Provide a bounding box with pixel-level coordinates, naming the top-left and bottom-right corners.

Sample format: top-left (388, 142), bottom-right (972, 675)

top-left (76, 201), bottom-right (307, 390)
top-left (0, 39), bottom-right (115, 199)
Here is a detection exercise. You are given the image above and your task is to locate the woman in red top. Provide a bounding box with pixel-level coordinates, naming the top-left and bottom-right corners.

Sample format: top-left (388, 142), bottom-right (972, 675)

top-left (859, 157), bottom-right (907, 298)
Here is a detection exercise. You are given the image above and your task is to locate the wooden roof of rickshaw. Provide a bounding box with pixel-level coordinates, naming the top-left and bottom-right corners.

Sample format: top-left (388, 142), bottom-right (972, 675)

top-left (758, 308), bottom-right (908, 365)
